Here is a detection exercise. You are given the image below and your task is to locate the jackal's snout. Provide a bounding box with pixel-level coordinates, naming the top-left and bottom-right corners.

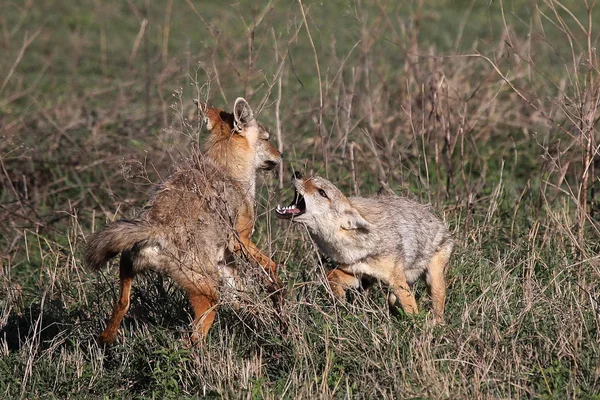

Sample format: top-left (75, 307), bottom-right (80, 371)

top-left (256, 135), bottom-right (282, 171)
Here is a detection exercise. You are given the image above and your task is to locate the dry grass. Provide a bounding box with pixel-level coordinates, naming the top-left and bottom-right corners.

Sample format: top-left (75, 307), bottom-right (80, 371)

top-left (1, 0), bottom-right (599, 398)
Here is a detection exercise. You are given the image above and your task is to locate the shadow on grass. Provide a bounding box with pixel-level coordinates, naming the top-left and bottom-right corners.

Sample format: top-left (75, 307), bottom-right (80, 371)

top-left (0, 299), bottom-right (86, 351)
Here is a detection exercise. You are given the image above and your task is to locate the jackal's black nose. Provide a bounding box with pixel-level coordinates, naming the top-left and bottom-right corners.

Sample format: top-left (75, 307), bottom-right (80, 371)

top-left (293, 171), bottom-right (303, 180)
top-left (264, 160), bottom-right (278, 170)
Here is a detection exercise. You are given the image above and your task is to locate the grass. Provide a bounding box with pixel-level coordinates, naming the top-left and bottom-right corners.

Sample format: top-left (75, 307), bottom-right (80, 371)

top-left (1, 0), bottom-right (600, 398)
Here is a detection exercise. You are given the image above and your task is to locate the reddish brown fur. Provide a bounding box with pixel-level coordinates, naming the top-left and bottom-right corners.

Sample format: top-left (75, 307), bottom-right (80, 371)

top-left (202, 108), bottom-right (253, 180)
top-left (197, 103), bottom-right (281, 283)
top-left (302, 178), bottom-right (317, 196)
top-left (326, 269), bottom-right (360, 298)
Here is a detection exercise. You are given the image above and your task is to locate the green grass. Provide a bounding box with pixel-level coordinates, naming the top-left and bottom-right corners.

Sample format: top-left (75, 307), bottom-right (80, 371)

top-left (1, 0), bottom-right (600, 398)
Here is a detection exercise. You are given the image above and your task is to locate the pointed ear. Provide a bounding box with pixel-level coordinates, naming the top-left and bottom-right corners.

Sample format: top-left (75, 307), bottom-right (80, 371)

top-left (233, 97), bottom-right (255, 131)
top-left (341, 208), bottom-right (369, 231)
top-left (195, 100), bottom-right (222, 131)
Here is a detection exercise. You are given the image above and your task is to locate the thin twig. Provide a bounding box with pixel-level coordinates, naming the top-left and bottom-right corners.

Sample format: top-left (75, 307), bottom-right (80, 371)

top-left (273, 28), bottom-right (285, 191)
top-left (298, 0), bottom-right (327, 177)
top-left (162, 0), bottom-right (173, 68)
top-left (0, 29), bottom-right (41, 94)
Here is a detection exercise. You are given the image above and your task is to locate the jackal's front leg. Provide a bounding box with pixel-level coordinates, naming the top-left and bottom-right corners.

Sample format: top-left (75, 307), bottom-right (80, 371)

top-left (388, 268), bottom-right (419, 316)
top-left (233, 212), bottom-right (282, 292)
top-left (326, 268), bottom-right (360, 300)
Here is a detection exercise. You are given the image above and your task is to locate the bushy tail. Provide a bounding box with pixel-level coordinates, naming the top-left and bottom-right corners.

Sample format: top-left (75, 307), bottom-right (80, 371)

top-left (84, 220), bottom-right (156, 271)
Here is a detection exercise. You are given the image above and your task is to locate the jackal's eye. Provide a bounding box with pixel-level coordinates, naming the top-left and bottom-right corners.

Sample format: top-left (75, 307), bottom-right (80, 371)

top-left (318, 189), bottom-right (329, 199)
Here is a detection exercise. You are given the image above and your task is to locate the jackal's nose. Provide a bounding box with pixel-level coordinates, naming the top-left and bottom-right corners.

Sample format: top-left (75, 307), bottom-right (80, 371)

top-left (292, 171), bottom-right (303, 180)
top-left (264, 160), bottom-right (278, 170)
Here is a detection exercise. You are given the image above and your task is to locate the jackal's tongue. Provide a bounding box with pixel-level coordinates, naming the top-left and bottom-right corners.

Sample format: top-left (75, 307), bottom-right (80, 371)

top-left (276, 191), bottom-right (306, 219)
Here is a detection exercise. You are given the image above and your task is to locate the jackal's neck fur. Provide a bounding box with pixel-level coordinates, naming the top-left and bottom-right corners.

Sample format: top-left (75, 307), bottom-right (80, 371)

top-left (308, 210), bottom-right (375, 265)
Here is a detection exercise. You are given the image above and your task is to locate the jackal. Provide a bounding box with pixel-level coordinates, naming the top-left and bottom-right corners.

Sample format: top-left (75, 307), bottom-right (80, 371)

top-left (276, 172), bottom-right (453, 322)
top-left (85, 98), bottom-right (282, 344)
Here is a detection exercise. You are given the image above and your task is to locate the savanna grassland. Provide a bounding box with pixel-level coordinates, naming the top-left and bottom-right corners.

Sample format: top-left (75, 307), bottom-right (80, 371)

top-left (1, 0), bottom-right (599, 398)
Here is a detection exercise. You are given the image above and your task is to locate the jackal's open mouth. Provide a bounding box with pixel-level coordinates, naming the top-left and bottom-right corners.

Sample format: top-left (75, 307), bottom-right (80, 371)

top-left (275, 189), bottom-right (306, 219)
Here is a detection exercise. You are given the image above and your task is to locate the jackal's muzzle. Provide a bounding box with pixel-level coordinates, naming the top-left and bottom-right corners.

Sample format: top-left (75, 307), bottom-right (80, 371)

top-left (275, 171), bottom-right (306, 219)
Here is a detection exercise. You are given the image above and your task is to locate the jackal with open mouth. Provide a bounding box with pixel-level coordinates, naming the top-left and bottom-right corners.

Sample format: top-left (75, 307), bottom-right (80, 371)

top-left (276, 172), bottom-right (453, 322)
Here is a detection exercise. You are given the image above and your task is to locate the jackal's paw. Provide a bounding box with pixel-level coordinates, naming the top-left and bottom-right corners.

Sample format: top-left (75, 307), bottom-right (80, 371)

top-left (328, 284), bottom-right (348, 301)
top-left (188, 331), bottom-right (206, 348)
top-left (428, 314), bottom-right (446, 326)
top-left (265, 276), bottom-right (286, 311)
top-left (265, 274), bottom-right (284, 294)
top-left (97, 330), bottom-right (117, 346)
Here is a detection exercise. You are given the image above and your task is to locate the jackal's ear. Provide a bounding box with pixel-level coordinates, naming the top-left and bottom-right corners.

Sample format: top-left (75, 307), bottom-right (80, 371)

top-left (195, 100), bottom-right (222, 131)
top-left (233, 97), bottom-right (255, 131)
top-left (341, 208), bottom-right (369, 231)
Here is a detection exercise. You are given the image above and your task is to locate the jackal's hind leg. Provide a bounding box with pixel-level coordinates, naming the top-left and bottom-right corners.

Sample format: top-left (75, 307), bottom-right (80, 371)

top-left (98, 251), bottom-right (136, 345)
top-left (425, 247), bottom-right (451, 324)
top-left (185, 280), bottom-right (219, 345)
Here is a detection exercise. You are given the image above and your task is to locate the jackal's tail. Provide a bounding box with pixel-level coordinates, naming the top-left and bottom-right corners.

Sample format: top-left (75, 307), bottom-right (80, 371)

top-left (84, 220), bottom-right (155, 271)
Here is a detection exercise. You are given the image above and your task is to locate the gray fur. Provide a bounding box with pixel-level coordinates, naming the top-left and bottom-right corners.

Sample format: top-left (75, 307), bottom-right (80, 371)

top-left (283, 175), bottom-right (453, 320)
top-left (85, 159), bottom-right (241, 286)
top-left (84, 109), bottom-right (279, 290)
top-left (84, 220), bottom-right (157, 271)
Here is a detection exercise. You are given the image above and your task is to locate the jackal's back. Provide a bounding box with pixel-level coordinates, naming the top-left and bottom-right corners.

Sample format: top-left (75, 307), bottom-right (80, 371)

top-left (351, 195), bottom-right (452, 270)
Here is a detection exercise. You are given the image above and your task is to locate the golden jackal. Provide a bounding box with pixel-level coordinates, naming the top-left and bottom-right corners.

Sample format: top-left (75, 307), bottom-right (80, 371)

top-left (276, 172), bottom-right (453, 322)
top-left (85, 98), bottom-right (282, 344)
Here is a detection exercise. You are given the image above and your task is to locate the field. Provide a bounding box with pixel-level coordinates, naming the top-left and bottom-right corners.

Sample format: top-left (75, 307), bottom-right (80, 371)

top-left (1, 0), bottom-right (599, 398)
